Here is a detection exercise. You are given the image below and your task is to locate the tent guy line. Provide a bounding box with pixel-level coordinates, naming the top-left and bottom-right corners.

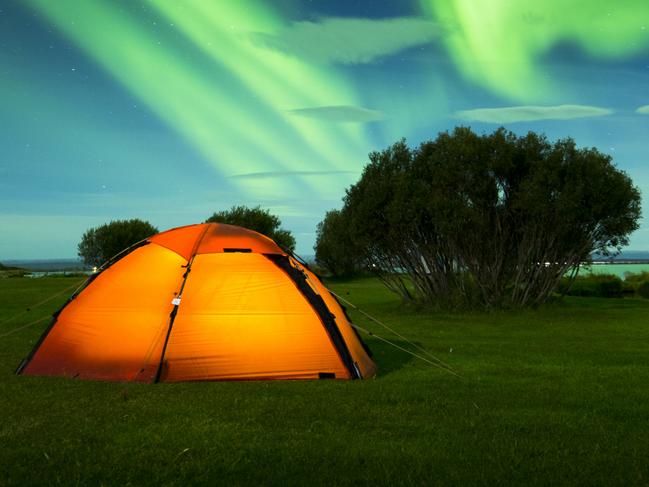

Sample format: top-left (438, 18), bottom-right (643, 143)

top-left (0, 279), bottom-right (85, 327)
top-left (350, 322), bottom-right (462, 378)
top-left (0, 316), bottom-right (50, 340)
top-left (290, 249), bottom-right (460, 376)
top-left (329, 288), bottom-right (460, 377)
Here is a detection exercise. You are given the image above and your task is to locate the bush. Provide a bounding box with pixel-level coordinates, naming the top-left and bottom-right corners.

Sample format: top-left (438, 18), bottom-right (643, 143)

top-left (560, 274), bottom-right (623, 298)
top-left (623, 271), bottom-right (649, 284)
top-left (598, 276), bottom-right (624, 297)
top-left (619, 271), bottom-right (649, 297)
top-left (637, 281), bottom-right (649, 299)
top-left (621, 280), bottom-right (636, 296)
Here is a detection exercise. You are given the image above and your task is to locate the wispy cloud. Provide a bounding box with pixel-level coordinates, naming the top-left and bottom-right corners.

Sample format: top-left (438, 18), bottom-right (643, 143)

top-left (230, 170), bottom-right (358, 180)
top-left (287, 105), bottom-right (386, 123)
top-left (636, 105), bottom-right (649, 114)
top-left (252, 17), bottom-right (442, 64)
top-left (455, 104), bottom-right (613, 123)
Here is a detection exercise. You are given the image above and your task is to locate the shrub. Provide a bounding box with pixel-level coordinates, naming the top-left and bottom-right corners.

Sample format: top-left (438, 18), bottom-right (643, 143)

top-left (637, 281), bottom-right (649, 299)
top-left (623, 271), bottom-right (649, 284)
top-left (620, 271), bottom-right (649, 297)
top-left (598, 276), bottom-right (624, 297)
top-left (560, 274), bottom-right (623, 298)
top-left (621, 280), bottom-right (636, 296)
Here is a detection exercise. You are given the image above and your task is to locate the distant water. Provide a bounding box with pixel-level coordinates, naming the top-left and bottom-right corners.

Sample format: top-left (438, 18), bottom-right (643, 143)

top-left (592, 250), bottom-right (649, 262)
top-left (588, 250), bottom-right (649, 278)
top-left (582, 263), bottom-right (649, 278)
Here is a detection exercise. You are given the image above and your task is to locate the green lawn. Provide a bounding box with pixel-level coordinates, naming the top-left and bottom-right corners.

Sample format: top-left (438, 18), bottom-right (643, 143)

top-left (1, 277), bottom-right (648, 486)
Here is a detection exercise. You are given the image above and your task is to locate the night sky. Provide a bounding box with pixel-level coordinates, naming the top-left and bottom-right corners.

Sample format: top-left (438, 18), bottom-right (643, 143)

top-left (2, 0), bottom-right (648, 259)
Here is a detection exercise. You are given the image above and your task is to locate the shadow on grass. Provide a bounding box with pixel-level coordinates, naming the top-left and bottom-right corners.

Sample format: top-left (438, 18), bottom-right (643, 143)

top-left (364, 338), bottom-right (415, 377)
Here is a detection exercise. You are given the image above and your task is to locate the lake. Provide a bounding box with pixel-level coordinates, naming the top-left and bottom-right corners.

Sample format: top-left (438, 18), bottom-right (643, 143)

top-left (582, 263), bottom-right (649, 278)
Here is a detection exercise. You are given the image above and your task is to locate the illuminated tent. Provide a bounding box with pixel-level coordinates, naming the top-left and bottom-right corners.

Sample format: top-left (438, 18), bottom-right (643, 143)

top-left (17, 223), bottom-right (376, 382)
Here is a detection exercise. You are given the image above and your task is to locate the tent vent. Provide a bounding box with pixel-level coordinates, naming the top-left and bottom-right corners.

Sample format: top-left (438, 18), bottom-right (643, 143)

top-left (223, 248), bottom-right (252, 253)
top-left (318, 372), bottom-right (336, 379)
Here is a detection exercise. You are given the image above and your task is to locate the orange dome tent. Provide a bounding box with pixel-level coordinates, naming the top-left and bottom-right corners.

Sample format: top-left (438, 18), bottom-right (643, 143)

top-left (17, 223), bottom-right (376, 382)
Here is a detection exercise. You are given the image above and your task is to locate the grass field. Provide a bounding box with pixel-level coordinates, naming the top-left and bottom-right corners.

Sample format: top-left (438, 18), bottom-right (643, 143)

top-left (1, 277), bottom-right (648, 486)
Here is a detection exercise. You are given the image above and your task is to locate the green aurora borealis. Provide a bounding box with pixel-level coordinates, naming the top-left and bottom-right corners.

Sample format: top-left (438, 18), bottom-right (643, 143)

top-left (1, 0), bottom-right (648, 257)
top-left (423, 0), bottom-right (649, 100)
top-left (23, 0), bottom-right (370, 198)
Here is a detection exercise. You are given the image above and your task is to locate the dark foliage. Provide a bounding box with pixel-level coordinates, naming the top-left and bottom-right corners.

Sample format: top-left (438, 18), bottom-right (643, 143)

top-left (637, 281), bottom-right (649, 299)
top-left (205, 205), bottom-right (296, 252)
top-left (623, 271), bottom-right (649, 285)
top-left (322, 127), bottom-right (641, 308)
top-left (558, 274), bottom-right (624, 298)
top-left (314, 210), bottom-right (362, 276)
top-left (78, 219), bottom-right (158, 267)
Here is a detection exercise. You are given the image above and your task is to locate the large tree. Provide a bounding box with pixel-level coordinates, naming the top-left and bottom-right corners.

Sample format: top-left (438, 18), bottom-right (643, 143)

top-left (78, 219), bottom-right (158, 267)
top-left (322, 128), bottom-right (641, 308)
top-left (205, 205), bottom-right (296, 252)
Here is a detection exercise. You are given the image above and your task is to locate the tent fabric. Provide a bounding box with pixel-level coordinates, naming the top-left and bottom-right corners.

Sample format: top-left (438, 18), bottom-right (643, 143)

top-left (149, 222), bottom-right (284, 259)
top-left (299, 265), bottom-right (376, 378)
top-left (18, 223), bottom-right (376, 382)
